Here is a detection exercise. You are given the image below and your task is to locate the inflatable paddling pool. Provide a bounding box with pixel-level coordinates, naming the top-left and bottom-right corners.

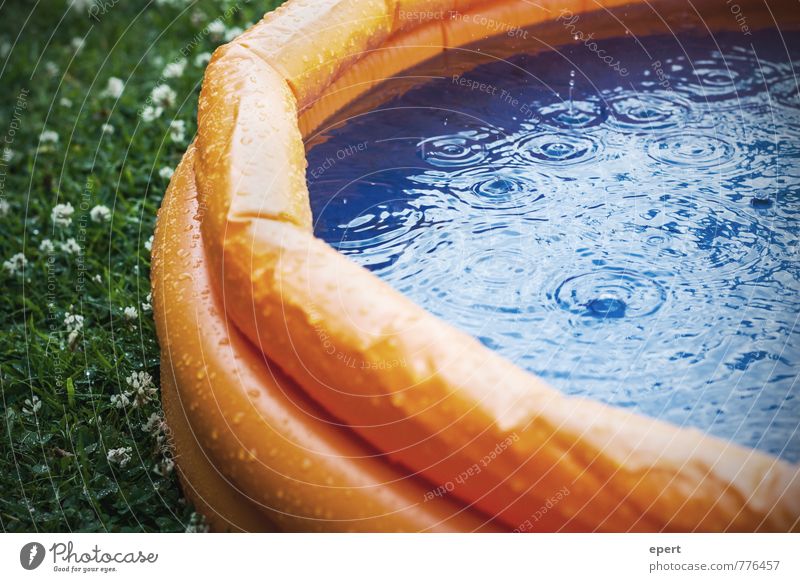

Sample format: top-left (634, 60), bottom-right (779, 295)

top-left (152, 0), bottom-right (800, 532)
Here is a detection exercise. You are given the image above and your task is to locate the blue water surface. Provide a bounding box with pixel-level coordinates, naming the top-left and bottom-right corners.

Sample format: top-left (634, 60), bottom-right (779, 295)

top-left (306, 30), bottom-right (800, 461)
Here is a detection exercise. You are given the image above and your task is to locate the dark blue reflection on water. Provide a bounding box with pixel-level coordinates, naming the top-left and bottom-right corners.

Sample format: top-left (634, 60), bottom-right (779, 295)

top-left (307, 31), bottom-right (800, 461)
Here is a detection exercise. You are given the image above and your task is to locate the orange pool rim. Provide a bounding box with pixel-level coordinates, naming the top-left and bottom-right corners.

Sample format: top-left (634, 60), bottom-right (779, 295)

top-left (152, 0), bottom-right (800, 532)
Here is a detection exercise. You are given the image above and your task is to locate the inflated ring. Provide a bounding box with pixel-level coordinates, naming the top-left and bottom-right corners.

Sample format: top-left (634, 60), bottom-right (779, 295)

top-left (153, 145), bottom-right (501, 532)
top-left (153, 0), bottom-right (800, 531)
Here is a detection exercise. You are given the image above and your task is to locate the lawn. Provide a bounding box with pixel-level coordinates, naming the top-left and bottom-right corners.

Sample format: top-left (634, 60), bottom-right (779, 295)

top-left (0, 0), bottom-right (281, 533)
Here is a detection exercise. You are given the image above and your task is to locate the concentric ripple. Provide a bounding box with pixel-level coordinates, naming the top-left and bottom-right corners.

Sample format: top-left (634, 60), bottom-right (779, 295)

top-left (607, 91), bottom-right (692, 130)
top-left (382, 222), bottom-right (542, 325)
top-left (307, 29), bottom-right (800, 461)
top-left (673, 54), bottom-right (764, 101)
top-left (647, 131), bottom-right (737, 170)
top-left (687, 61), bottom-right (741, 99)
top-left (538, 99), bottom-right (607, 129)
top-left (554, 268), bottom-right (667, 320)
top-left (446, 165), bottom-right (547, 211)
top-left (513, 131), bottom-right (602, 167)
top-left (418, 130), bottom-right (489, 167)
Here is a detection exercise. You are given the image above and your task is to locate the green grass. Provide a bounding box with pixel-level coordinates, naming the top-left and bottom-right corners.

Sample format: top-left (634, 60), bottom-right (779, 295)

top-left (0, 0), bottom-right (281, 532)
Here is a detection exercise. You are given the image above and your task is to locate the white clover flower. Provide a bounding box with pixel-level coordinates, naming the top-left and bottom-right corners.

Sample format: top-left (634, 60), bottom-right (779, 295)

top-left (60, 238), bottom-right (81, 255)
top-left (92, 273), bottom-right (102, 283)
top-left (69, 0), bottom-right (96, 12)
top-left (185, 512), bottom-right (209, 533)
top-left (141, 105), bottom-right (163, 122)
top-left (193, 52), bottom-right (212, 67)
top-left (168, 119), bottom-right (186, 142)
top-left (64, 311), bottom-right (84, 348)
top-left (22, 395), bottom-right (42, 416)
top-left (44, 61), bottom-right (59, 77)
top-left (224, 26), bottom-right (243, 42)
top-left (150, 84), bottom-right (176, 108)
top-left (123, 305), bottom-right (138, 320)
top-left (141, 293), bottom-right (152, 312)
top-left (190, 10), bottom-right (206, 26)
top-left (0, 199), bottom-right (9, 217)
top-left (125, 370), bottom-right (153, 389)
top-left (126, 370), bottom-right (153, 390)
top-left (70, 36), bottom-right (85, 52)
top-left (51, 202), bottom-right (74, 227)
top-left (3, 252), bottom-right (27, 275)
top-left (162, 58), bottom-right (187, 79)
top-left (90, 204), bottom-right (111, 223)
top-left (153, 436), bottom-right (176, 475)
top-left (101, 123), bottom-right (114, 135)
top-left (207, 19), bottom-right (225, 39)
top-left (126, 370), bottom-right (156, 408)
top-left (102, 77), bottom-right (125, 99)
top-left (107, 447), bottom-right (133, 467)
top-left (110, 392), bottom-right (131, 409)
top-left (143, 411), bottom-right (174, 475)
top-left (59, 97), bottom-right (73, 108)
top-left (39, 130), bottom-right (59, 144)
top-left (153, 457), bottom-right (175, 476)
top-left (144, 235), bottom-right (154, 251)
top-left (64, 312), bottom-right (84, 335)
top-left (143, 411), bottom-right (165, 434)
top-left (39, 239), bottom-right (55, 253)
top-left (159, 166), bottom-right (174, 180)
